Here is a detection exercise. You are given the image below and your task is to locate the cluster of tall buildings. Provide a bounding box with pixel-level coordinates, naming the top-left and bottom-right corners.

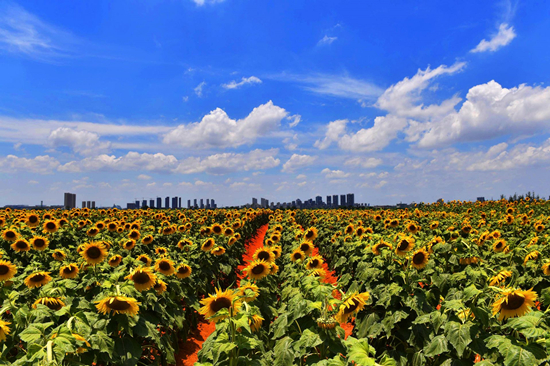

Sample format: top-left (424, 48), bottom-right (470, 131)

top-left (64, 193), bottom-right (96, 209)
top-left (126, 197), bottom-right (217, 210)
top-left (249, 193), bottom-right (358, 209)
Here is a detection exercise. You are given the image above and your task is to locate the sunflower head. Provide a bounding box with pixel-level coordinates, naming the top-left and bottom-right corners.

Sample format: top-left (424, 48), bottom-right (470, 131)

top-left (96, 295), bottom-right (140, 316)
top-left (199, 288), bottom-right (240, 323)
top-left (291, 249), bottom-right (306, 262)
top-left (128, 230), bottom-right (141, 240)
top-left (33, 297), bottom-right (65, 311)
top-left (411, 248), bottom-right (429, 270)
top-left (155, 247), bottom-right (168, 256)
top-left (493, 239), bottom-right (507, 253)
top-left (60, 264), bottom-right (79, 279)
top-left (43, 220), bottom-right (59, 234)
top-left (0, 260), bottom-right (17, 281)
top-left (372, 241), bottom-right (393, 255)
top-left (142, 235), bottom-right (154, 245)
top-left (249, 314), bottom-right (264, 332)
top-left (253, 247), bottom-right (274, 262)
top-left (154, 258), bottom-right (175, 276)
top-left (299, 241), bottom-right (314, 256)
top-left (211, 224), bottom-right (223, 235)
top-left (228, 236), bottom-right (237, 246)
top-left (80, 242), bottom-right (109, 264)
top-left (0, 320), bottom-right (11, 342)
top-left (26, 214), bottom-right (40, 228)
top-left (237, 283), bottom-right (260, 302)
top-left (335, 292), bottom-right (370, 323)
top-left (201, 238), bottom-right (215, 251)
top-left (304, 227), bottom-right (318, 241)
top-left (154, 280), bottom-right (167, 295)
top-left (175, 263), bottom-right (192, 279)
top-left (211, 247), bottom-right (226, 256)
top-left (86, 227), bottom-right (99, 237)
top-left (108, 255), bottom-right (123, 267)
top-left (245, 260), bottom-right (271, 280)
top-left (223, 227), bottom-right (234, 237)
top-left (24, 272), bottom-right (52, 288)
top-left (31, 236), bottom-right (49, 251)
top-left (126, 267), bottom-right (157, 291)
top-left (306, 255), bottom-right (324, 270)
top-left (11, 238), bottom-right (30, 252)
top-left (136, 254), bottom-right (152, 266)
top-left (492, 288), bottom-right (537, 321)
top-left (122, 239), bottom-right (136, 250)
top-left (395, 237), bottom-right (414, 257)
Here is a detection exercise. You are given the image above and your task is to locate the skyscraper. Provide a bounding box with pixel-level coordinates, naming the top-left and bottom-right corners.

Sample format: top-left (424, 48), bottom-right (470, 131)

top-left (149, 199), bottom-right (155, 208)
top-left (172, 197), bottom-right (178, 209)
top-left (157, 197), bottom-right (162, 209)
top-left (252, 198), bottom-right (258, 207)
top-left (315, 196), bottom-right (322, 206)
top-left (327, 196), bottom-right (332, 207)
top-left (194, 199), bottom-right (197, 208)
top-left (200, 199), bottom-right (204, 209)
top-left (87, 201), bottom-right (92, 209)
top-left (340, 194), bottom-right (346, 207)
top-left (187, 199), bottom-right (191, 209)
top-left (82, 201), bottom-right (86, 208)
top-left (91, 201), bottom-right (96, 209)
top-left (347, 193), bottom-right (355, 207)
top-left (179, 197), bottom-right (181, 208)
top-left (211, 199), bottom-right (216, 208)
top-left (165, 196), bottom-right (170, 209)
top-left (206, 199), bottom-right (210, 209)
top-left (333, 195), bottom-right (339, 207)
top-left (142, 199), bottom-right (147, 208)
top-left (64, 193), bottom-right (76, 209)
top-left (135, 200), bottom-right (140, 209)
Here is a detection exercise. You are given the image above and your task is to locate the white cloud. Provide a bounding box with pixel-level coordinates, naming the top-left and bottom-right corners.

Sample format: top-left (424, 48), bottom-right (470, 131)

top-left (0, 155), bottom-right (60, 174)
top-left (345, 157), bottom-right (383, 168)
top-left (282, 154), bottom-right (317, 173)
top-left (321, 168), bottom-right (350, 179)
top-left (59, 152), bottom-right (178, 173)
top-left (222, 76), bottom-right (262, 89)
top-left (193, 0), bottom-right (224, 5)
top-left (174, 149), bottom-right (280, 175)
top-left (137, 174), bottom-right (152, 180)
top-left (28, 180), bottom-right (38, 184)
top-left (182, 96), bottom-right (189, 102)
top-left (179, 181), bottom-right (193, 187)
top-left (375, 180), bottom-right (388, 189)
top-left (297, 181), bottom-right (307, 187)
top-left (194, 82), bottom-right (206, 97)
top-left (163, 182), bottom-right (173, 187)
top-left (296, 174), bottom-right (306, 180)
top-left (318, 35), bottom-right (337, 45)
top-left (339, 115), bottom-right (408, 152)
top-left (314, 119), bottom-right (348, 149)
top-left (283, 134), bottom-right (299, 151)
top-left (471, 23), bottom-right (516, 53)
top-left (48, 127), bottom-right (111, 156)
top-left (287, 114), bottom-right (301, 128)
top-left (146, 182), bottom-right (156, 188)
top-left (163, 101), bottom-right (288, 149)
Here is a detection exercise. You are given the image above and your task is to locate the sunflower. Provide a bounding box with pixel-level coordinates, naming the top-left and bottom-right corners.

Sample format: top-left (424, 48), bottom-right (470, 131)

top-left (25, 214), bottom-right (40, 228)
top-left (223, 227), bottom-right (234, 237)
top-left (406, 222), bottom-right (420, 235)
top-left (245, 260), bottom-right (271, 280)
top-left (372, 241), bottom-right (393, 255)
top-left (95, 222), bottom-right (105, 231)
top-left (249, 314), bottom-right (264, 332)
top-left (199, 288), bottom-right (241, 323)
top-left (59, 264), bottom-right (79, 279)
top-left (95, 296), bottom-right (140, 316)
top-left (411, 248), bottom-right (429, 270)
top-left (126, 267), bottom-right (157, 291)
top-left (211, 247), bottom-right (226, 256)
top-left (201, 238), bottom-right (215, 251)
top-left (493, 239), bottom-right (507, 253)
top-left (51, 249), bottom-right (66, 261)
top-left (270, 233), bottom-right (280, 243)
top-left (33, 297), bottom-right (65, 311)
top-left (0, 320), bottom-right (10, 342)
top-left (31, 236), bottom-right (49, 251)
top-left (237, 283), bottom-right (260, 302)
top-left (11, 238), bottom-right (30, 252)
top-left (299, 241), bottom-right (314, 256)
top-left (86, 227), bottom-right (99, 237)
top-left (108, 255), bottom-right (123, 267)
top-left (155, 247), bottom-right (168, 256)
top-left (253, 247), bottom-right (274, 262)
top-left (271, 245), bottom-right (282, 259)
top-left (430, 221), bottom-right (439, 230)
top-left (228, 236), bottom-right (237, 246)
top-left (43, 220), bottom-right (59, 234)
top-left (535, 223), bottom-right (545, 232)
top-left (345, 224), bottom-right (354, 235)
top-left (489, 270), bottom-right (513, 286)
top-left (492, 288), bottom-right (537, 321)
top-left (80, 242), bottom-right (109, 265)
top-left (0, 260), bottom-right (17, 281)
top-left (335, 292), bottom-right (370, 323)
top-left (542, 262), bottom-right (550, 276)
top-left (136, 254), bottom-right (152, 266)
top-left (2, 229), bottom-right (18, 242)
top-left (141, 235), bottom-right (154, 245)
top-left (24, 272), bottom-right (52, 288)
top-left (291, 249), bottom-right (306, 262)
top-left (270, 263), bottom-right (279, 274)
top-left (154, 258), bottom-right (175, 276)
top-left (122, 239), bottom-right (136, 250)
top-left (107, 222), bottom-right (118, 232)
top-left (306, 255), bottom-right (324, 270)
top-left (524, 251), bottom-right (539, 265)
top-left (154, 280), bottom-right (167, 295)
top-left (175, 264), bottom-right (192, 279)
top-left (395, 237), bottom-right (414, 257)
top-left (128, 230), bottom-right (141, 240)
top-left (317, 317), bottom-right (338, 330)
top-left (211, 224), bottom-right (223, 235)
top-left (304, 227), bottom-right (318, 241)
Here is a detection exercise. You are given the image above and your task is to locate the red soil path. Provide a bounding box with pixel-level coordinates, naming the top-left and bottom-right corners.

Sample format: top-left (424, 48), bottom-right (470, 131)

top-left (173, 224), bottom-right (269, 365)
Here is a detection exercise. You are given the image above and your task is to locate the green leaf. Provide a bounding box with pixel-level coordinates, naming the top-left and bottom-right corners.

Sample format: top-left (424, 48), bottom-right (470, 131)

top-left (357, 313), bottom-right (382, 338)
top-left (293, 329), bottom-right (322, 352)
top-left (114, 336), bottom-right (142, 366)
top-left (346, 337), bottom-right (376, 366)
top-left (90, 331), bottom-right (115, 353)
top-left (444, 321), bottom-right (472, 357)
top-left (212, 342), bottom-right (236, 364)
top-left (19, 326), bottom-right (43, 343)
top-left (271, 313), bottom-right (288, 339)
top-left (274, 337), bottom-right (295, 366)
top-left (424, 335), bottom-right (449, 357)
top-left (502, 344), bottom-right (541, 366)
top-left (462, 284), bottom-right (481, 302)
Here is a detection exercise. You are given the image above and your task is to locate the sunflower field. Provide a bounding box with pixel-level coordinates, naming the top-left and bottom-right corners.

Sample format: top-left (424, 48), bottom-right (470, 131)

top-left (2, 199), bottom-right (550, 366)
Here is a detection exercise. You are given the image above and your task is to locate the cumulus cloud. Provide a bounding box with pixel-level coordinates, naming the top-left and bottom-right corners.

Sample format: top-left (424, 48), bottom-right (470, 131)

top-left (174, 149), bottom-right (280, 174)
top-left (282, 154), bottom-right (317, 173)
top-left (314, 119), bottom-right (348, 149)
top-left (339, 116), bottom-right (408, 152)
top-left (163, 101), bottom-right (288, 149)
top-left (58, 152), bottom-right (178, 173)
top-left (222, 76), bottom-right (262, 89)
top-left (287, 114), bottom-right (301, 128)
top-left (471, 23), bottom-right (516, 53)
top-left (137, 174), bottom-right (152, 180)
top-left (48, 127), bottom-right (111, 155)
top-left (345, 157), bottom-right (383, 168)
top-left (321, 168), bottom-right (350, 179)
top-left (0, 155), bottom-right (60, 174)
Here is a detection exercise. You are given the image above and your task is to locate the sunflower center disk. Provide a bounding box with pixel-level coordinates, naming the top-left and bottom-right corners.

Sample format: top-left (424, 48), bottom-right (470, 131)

top-left (0, 266), bottom-right (9, 275)
top-left (251, 265), bottom-right (266, 275)
top-left (35, 240), bottom-right (45, 247)
top-left (413, 253), bottom-right (425, 265)
top-left (63, 267), bottom-right (74, 274)
top-left (46, 223), bottom-right (56, 229)
top-left (503, 294), bottom-right (526, 310)
top-left (398, 241), bottom-right (409, 251)
top-left (133, 272), bottom-right (151, 284)
top-left (257, 252), bottom-right (270, 261)
top-left (344, 300), bottom-right (360, 314)
top-left (310, 260), bottom-right (319, 267)
top-left (210, 297), bottom-right (231, 312)
top-left (159, 262), bottom-right (171, 271)
top-left (31, 274), bottom-right (45, 282)
top-left (178, 267), bottom-right (189, 274)
top-left (16, 242), bottom-right (28, 249)
top-left (108, 298), bottom-right (132, 311)
top-left (87, 247), bottom-right (101, 259)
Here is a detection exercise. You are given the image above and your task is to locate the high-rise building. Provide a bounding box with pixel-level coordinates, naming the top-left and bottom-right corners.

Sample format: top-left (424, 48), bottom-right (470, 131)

top-left (82, 201), bottom-right (86, 208)
top-left (315, 196), bottom-right (323, 206)
top-left (333, 195), bottom-right (339, 207)
top-left (149, 199), bottom-right (155, 208)
top-left (157, 197), bottom-right (162, 209)
top-left (327, 196), bottom-right (332, 207)
top-left (187, 199), bottom-right (191, 209)
top-left (347, 193), bottom-right (355, 207)
top-left (179, 197), bottom-right (181, 208)
top-left (200, 199), bottom-right (204, 209)
top-left (211, 199), bottom-right (216, 209)
top-left (127, 203), bottom-right (137, 209)
top-left (91, 201), bottom-right (96, 209)
top-left (142, 199), bottom-right (147, 208)
top-left (87, 201), bottom-right (92, 209)
top-left (194, 199), bottom-right (197, 208)
top-left (340, 194), bottom-right (346, 207)
top-left (172, 197), bottom-right (178, 209)
top-left (135, 200), bottom-right (140, 209)
top-left (64, 193), bottom-right (76, 209)
top-left (165, 197), bottom-right (170, 209)
top-left (252, 198), bottom-right (258, 207)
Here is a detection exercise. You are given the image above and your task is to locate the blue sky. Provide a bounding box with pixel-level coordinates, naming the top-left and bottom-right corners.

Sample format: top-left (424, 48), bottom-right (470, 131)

top-left (1, 0), bottom-right (550, 207)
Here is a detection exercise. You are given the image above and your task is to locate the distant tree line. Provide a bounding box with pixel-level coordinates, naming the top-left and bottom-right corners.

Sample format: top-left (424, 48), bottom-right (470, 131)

top-left (499, 191), bottom-right (542, 202)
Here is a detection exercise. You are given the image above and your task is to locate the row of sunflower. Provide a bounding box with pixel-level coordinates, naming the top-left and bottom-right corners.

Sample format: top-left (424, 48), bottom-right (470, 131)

top-left (0, 207), bottom-right (269, 365)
